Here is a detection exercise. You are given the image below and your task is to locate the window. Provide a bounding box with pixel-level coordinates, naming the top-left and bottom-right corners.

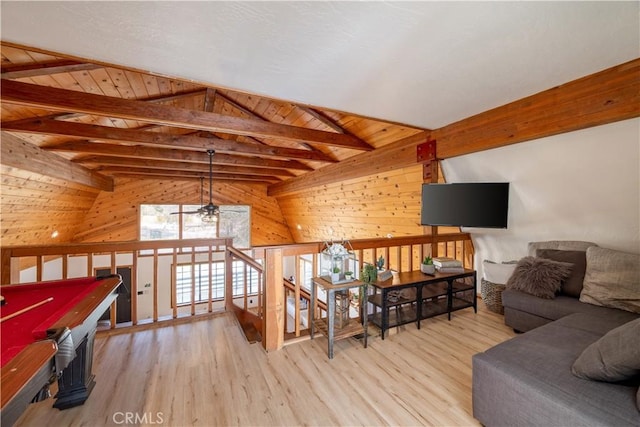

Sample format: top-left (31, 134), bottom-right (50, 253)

top-left (140, 204), bottom-right (179, 240)
top-left (175, 260), bottom-right (261, 306)
top-left (140, 204), bottom-right (251, 247)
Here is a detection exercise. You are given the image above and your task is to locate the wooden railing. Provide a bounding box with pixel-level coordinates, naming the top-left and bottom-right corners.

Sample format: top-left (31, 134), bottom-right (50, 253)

top-left (252, 232), bottom-right (474, 349)
top-left (0, 238), bottom-right (233, 327)
top-left (226, 246), bottom-right (264, 315)
top-left (0, 232), bottom-right (473, 350)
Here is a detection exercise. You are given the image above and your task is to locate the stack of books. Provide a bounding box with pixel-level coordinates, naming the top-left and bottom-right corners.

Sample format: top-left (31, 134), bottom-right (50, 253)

top-left (433, 257), bottom-right (465, 273)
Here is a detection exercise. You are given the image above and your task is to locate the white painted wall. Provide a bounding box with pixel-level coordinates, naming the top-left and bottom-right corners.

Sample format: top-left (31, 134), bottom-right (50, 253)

top-left (442, 118), bottom-right (640, 280)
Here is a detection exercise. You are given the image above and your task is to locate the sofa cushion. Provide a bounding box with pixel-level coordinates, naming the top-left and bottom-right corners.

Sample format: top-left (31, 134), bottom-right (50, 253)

top-left (537, 249), bottom-right (587, 298)
top-left (473, 313), bottom-right (640, 426)
top-left (506, 256), bottom-right (573, 299)
top-left (502, 289), bottom-right (640, 323)
top-left (580, 246), bottom-right (640, 314)
top-left (528, 240), bottom-right (597, 256)
top-left (572, 318), bottom-right (640, 382)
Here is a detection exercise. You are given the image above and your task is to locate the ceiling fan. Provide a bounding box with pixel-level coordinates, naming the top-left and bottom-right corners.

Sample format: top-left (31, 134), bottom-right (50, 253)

top-left (173, 149), bottom-right (220, 223)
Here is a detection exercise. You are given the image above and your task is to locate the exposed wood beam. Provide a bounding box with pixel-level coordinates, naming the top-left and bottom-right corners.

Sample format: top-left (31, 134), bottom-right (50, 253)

top-left (434, 58), bottom-right (640, 158)
top-left (0, 89), bottom-right (209, 124)
top-left (203, 88), bottom-right (217, 113)
top-left (213, 91), bottom-right (345, 156)
top-left (3, 118), bottom-right (335, 162)
top-left (0, 132), bottom-right (113, 191)
top-left (269, 58), bottom-right (639, 197)
top-left (1, 80), bottom-right (373, 150)
top-left (297, 106), bottom-right (372, 150)
top-left (76, 155), bottom-right (301, 174)
top-left (1, 60), bottom-right (101, 79)
top-left (108, 170), bottom-right (280, 183)
top-left (297, 107), bottom-right (347, 133)
top-left (97, 165), bottom-right (293, 178)
top-left (52, 141), bottom-right (312, 171)
top-left (294, 105), bottom-right (373, 156)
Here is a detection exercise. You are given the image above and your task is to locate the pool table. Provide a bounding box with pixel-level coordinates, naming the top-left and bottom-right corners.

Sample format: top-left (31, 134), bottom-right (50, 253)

top-left (0, 275), bottom-right (122, 426)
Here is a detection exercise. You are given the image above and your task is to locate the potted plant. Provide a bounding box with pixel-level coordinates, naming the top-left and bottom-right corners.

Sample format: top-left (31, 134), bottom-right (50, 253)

top-left (344, 271), bottom-right (354, 281)
top-left (421, 256), bottom-right (435, 275)
top-left (361, 264), bottom-right (378, 284)
top-left (331, 266), bottom-right (341, 283)
top-left (376, 255), bottom-right (385, 271)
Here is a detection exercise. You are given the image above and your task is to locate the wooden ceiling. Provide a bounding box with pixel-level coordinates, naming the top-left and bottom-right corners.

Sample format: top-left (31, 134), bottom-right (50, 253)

top-left (0, 43), bottom-right (426, 189)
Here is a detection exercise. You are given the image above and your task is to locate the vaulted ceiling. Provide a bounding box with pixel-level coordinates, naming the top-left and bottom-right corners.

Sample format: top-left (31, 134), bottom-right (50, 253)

top-left (1, 44), bottom-right (424, 187)
top-left (1, 3), bottom-right (638, 191)
top-left (2, 2), bottom-right (637, 129)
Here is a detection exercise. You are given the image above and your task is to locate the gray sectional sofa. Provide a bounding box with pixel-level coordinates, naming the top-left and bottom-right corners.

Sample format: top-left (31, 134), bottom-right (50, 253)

top-left (473, 241), bottom-right (640, 426)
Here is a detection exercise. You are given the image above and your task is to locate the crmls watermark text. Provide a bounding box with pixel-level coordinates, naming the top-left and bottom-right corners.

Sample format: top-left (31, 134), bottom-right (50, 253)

top-left (112, 412), bottom-right (164, 425)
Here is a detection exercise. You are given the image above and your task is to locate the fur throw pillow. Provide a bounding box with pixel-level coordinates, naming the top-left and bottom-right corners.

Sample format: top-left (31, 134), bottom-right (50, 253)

top-left (506, 256), bottom-right (573, 299)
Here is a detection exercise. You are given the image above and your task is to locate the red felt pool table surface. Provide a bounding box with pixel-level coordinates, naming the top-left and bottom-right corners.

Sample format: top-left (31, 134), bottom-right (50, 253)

top-left (1, 277), bottom-right (110, 368)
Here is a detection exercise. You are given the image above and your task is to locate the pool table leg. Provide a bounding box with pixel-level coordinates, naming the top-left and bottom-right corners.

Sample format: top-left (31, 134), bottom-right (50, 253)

top-left (53, 328), bottom-right (96, 410)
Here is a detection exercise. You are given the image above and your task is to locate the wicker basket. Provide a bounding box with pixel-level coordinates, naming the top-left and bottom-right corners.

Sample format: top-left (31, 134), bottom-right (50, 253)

top-left (480, 279), bottom-right (506, 314)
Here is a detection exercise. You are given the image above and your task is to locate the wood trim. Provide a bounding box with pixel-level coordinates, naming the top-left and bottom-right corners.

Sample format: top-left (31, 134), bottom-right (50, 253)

top-left (0, 132), bottom-right (114, 192)
top-left (0, 340), bottom-right (57, 409)
top-left (1, 79), bottom-right (373, 150)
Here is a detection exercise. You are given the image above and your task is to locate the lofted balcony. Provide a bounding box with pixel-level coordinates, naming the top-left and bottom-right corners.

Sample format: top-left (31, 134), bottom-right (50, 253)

top-left (1, 233), bottom-right (473, 351)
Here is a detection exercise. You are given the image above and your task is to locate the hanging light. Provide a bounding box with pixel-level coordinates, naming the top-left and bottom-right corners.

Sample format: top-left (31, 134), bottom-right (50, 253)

top-left (198, 149), bottom-right (220, 225)
top-left (200, 212), bottom-right (218, 223)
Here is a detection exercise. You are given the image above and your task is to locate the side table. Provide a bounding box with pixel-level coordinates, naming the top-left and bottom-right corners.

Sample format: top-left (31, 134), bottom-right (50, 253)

top-left (310, 277), bottom-right (368, 359)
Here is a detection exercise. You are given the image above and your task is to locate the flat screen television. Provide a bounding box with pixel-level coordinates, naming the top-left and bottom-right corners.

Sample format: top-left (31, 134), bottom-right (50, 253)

top-left (420, 183), bottom-right (509, 228)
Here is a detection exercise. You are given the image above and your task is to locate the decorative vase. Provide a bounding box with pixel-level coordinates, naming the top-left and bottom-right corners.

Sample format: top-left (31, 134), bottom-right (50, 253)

top-left (331, 273), bottom-right (340, 283)
top-left (421, 264), bottom-right (435, 275)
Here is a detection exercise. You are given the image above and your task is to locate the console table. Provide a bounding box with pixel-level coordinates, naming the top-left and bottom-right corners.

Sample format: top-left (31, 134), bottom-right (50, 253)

top-left (368, 269), bottom-right (476, 339)
top-left (310, 277), bottom-right (368, 359)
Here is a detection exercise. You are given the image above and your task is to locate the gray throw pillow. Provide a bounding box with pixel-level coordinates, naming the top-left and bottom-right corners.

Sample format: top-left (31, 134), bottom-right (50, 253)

top-left (536, 249), bottom-right (587, 298)
top-left (572, 318), bottom-right (640, 382)
top-left (580, 246), bottom-right (640, 314)
top-left (506, 256), bottom-right (573, 299)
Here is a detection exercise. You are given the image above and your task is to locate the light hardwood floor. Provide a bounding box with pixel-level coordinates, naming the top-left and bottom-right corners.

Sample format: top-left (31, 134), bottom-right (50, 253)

top-left (15, 303), bottom-right (515, 427)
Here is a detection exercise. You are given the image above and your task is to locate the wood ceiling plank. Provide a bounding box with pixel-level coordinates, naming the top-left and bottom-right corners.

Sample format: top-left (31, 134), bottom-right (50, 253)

top-left (268, 132), bottom-right (427, 196)
top-left (86, 67), bottom-right (124, 98)
top-left (124, 69), bottom-right (150, 99)
top-left (0, 132), bottom-right (114, 192)
top-left (1, 80), bottom-right (373, 150)
top-left (2, 118), bottom-right (336, 163)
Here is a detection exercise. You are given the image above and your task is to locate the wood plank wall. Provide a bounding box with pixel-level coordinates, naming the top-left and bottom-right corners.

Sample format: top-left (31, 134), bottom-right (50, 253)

top-left (70, 177), bottom-right (294, 245)
top-left (1, 165), bottom-right (101, 246)
top-left (279, 164), bottom-right (428, 242)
